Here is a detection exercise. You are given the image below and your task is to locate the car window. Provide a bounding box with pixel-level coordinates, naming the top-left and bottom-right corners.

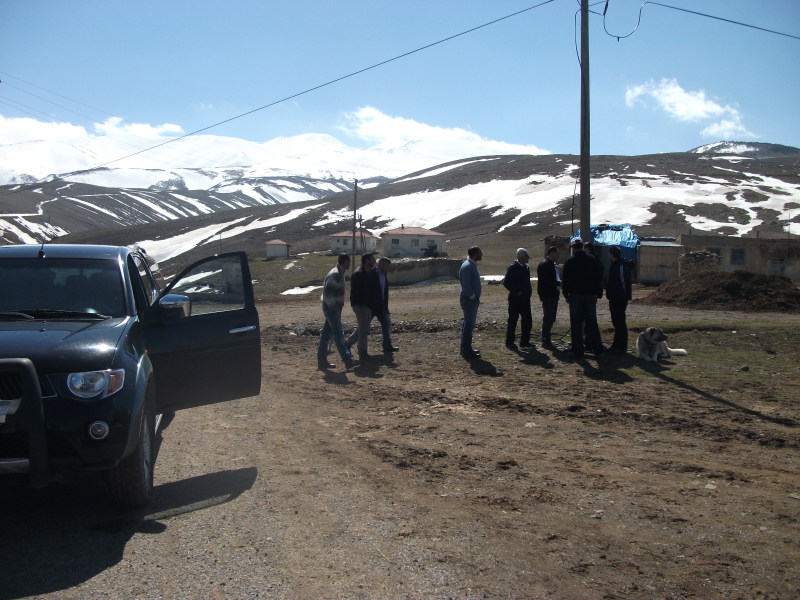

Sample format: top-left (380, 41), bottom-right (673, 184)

top-left (132, 254), bottom-right (158, 305)
top-left (0, 258), bottom-right (126, 317)
top-left (168, 254), bottom-right (246, 316)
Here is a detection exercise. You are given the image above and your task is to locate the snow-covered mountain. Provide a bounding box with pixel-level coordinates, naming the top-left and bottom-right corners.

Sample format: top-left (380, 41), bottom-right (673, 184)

top-left (1, 141), bottom-right (798, 268)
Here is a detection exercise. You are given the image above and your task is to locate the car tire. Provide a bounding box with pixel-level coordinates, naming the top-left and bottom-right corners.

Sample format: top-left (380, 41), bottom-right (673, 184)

top-left (106, 404), bottom-right (155, 508)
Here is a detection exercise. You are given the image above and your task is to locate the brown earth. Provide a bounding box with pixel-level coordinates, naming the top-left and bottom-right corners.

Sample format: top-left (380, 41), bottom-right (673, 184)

top-left (636, 270), bottom-right (800, 312)
top-left (3, 281), bottom-right (799, 600)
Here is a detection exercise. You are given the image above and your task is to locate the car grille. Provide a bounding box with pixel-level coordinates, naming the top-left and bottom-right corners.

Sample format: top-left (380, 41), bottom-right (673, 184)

top-left (0, 372), bottom-right (23, 401)
top-left (0, 371), bottom-right (54, 400)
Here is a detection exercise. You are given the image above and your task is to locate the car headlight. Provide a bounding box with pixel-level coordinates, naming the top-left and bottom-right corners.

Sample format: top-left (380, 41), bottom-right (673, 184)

top-left (67, 369), bottom-right (125, 399)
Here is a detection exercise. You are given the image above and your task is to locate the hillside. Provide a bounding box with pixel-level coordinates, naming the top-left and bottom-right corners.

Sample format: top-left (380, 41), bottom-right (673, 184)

top-left (2, 143), bottom-right (798, 271)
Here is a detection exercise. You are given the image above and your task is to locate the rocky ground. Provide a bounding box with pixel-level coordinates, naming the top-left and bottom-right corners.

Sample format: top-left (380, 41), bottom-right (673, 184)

top-left (2, 279), bottom-right (799, 600)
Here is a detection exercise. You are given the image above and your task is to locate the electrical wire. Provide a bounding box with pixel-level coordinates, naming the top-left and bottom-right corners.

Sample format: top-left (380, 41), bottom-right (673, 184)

top-left (71, 0), bottom-right (559, 172)
top-left (0, 70), bottom-right (116, 118)
top-left (602, 1), bottom-right (800, 41)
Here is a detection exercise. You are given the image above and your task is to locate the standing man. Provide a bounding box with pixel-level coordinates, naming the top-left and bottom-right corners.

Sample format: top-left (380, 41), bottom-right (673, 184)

top-left (346, 253), bottom-right (376, 360)
top-left (459, 246), bottom-right (483, 359)
top-left (605, 245), bottom-right (632, 354)
top-left (536, 246), bottom-right (561, 349)
top-left (503, 248), bottom-right (532, 349)
top-left (375, 257), bottom-right (399, 353)
top-left (561, 238), bottom-right (603, 358)
top-left (318, 253), bottom-right (356, 370)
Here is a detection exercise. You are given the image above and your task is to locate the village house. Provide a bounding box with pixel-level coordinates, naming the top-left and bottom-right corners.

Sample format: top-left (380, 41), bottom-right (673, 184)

top-left (265, 239), bottom-right (290, 259)
top-left (678, 233), bottom-right (799, 281)
top-left (554, 226), bottom-right (798, 283)
top-left (380, 226), bottom-right (446, 258)
top-left (328, 230), bottom-right (378, 255)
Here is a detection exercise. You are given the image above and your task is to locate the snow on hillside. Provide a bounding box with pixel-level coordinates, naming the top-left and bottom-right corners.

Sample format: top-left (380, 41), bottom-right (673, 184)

top-left (133, 165), bottom-right (800, 266)
top-left (138, 203), bottom-right (327, 263)
top-left (315, 168), bottom-right (800, 237)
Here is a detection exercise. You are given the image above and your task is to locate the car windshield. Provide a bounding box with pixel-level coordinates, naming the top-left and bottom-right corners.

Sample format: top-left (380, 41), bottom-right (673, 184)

top-left (0, 258), bottom-right (127, 318)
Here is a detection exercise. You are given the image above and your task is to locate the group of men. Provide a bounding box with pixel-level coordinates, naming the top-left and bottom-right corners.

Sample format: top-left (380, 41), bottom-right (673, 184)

top-left (318, 240), bottom-right (632, 371)
top-left (459, 240), bottom-right (632, 360)
top-left (317, 252), bottom-right (397, 370)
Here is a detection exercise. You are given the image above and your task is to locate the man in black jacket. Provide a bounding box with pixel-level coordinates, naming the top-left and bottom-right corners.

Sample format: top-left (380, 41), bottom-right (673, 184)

top-left (503, 248), bottom-right (532, 349)
top-left (561, 238), bottom-right (603, 358)
top-left (346, 253), bottom-right (377, 359)
top-left (374, 257), bottom-right (399, 353)
top-left (536, 246), bottom-right (561, 349)
top-left (605, 245), bottom-right (633, 353)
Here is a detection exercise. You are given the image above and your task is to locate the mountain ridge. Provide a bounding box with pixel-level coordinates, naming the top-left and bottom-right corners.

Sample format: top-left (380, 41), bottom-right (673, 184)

top-left (1, 142), bottom-right (798, 270)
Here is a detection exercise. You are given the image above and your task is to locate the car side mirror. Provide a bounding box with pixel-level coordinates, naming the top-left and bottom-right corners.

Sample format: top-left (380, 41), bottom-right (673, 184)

top-left (158, 294), bottom-right (191, 319)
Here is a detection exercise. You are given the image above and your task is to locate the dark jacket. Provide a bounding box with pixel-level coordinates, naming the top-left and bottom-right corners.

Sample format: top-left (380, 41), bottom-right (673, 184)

top-left (503, 261), bottom-right (532, 300)
top-left (373, 269), bottom-right (390, 314)
top-left (350, 266), bottom-right (376, 308)
top-left (562, 251), bottom-right (603, 298)
top-left (605, 258), bottom-right (633, 300)
top-left (536, 258), bottom-right (561, 300)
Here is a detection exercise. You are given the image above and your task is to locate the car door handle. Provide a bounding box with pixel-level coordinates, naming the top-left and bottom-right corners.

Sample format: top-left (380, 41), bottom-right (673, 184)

top-left (229, 325), bottom-right (257, 335)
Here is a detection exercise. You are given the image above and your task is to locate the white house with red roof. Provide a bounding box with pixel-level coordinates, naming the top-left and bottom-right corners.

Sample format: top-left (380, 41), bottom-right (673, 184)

top-left (265, 239), bottom-right (291, 259)
top-left (380, 226), bottom-right (447, 258)
top-left (328, 229), bottom-right (379, 255)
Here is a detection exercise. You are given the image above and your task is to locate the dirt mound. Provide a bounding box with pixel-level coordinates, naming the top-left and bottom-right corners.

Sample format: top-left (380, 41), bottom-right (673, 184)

top-left (635, 270), bottom-right (800, 311)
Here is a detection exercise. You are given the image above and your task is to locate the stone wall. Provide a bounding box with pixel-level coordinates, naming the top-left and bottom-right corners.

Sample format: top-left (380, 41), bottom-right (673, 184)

top-left (387, 258), bottom-right (462, 286)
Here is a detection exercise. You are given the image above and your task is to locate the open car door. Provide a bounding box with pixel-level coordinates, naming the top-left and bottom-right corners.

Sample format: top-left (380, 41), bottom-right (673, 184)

top-left (144, 252), bottom-right (261, 414)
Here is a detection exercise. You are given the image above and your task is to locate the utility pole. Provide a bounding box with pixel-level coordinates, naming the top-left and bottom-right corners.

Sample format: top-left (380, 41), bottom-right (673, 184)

top-left (579, 0), bottom-right (591, 241)
top-left (352, 179), bottom-right (358, 273)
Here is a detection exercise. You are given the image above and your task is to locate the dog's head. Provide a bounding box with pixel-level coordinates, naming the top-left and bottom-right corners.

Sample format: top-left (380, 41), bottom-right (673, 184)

top-left (644, 327), bottom-right (668, 343)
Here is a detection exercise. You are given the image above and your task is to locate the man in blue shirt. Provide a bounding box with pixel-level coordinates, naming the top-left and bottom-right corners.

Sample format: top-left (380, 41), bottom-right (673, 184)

top-left (459, 246), bottom-right (483, 358)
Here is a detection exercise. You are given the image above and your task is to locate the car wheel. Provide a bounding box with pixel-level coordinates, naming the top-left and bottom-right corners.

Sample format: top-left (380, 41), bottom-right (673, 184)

top-left (106, 405), bottom-right (154, 508)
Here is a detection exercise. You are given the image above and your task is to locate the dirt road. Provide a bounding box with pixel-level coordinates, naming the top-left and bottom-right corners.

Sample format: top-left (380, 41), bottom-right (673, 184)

top-left (2, 282), bottom-right (798, 599)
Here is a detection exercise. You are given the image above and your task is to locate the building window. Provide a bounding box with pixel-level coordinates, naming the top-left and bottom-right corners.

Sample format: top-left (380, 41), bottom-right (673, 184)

top-left (391, 238), bottom-right (400, 246)
top-left (770, 258), bottom-right (786, 275)
top-left (730, 248), bottom-right (745, 265)
top-left (411, 239), bottom-right (419, 247)
top-left (342, 239), bottom-right (349, 246)
top-left (708, 247), bottom-right (721, 256)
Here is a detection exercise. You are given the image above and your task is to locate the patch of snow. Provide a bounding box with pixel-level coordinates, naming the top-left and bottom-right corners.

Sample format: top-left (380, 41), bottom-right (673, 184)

top-left (281, 285), bottom-right (322, 295)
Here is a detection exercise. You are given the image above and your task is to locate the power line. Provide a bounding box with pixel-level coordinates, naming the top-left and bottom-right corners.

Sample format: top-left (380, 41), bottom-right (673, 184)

top-left (0, 70), bottom-right (115, 118)
top-left (80, 0), bottom-right (558, 171)
top-left (602, 1), bottom-right (800, 41)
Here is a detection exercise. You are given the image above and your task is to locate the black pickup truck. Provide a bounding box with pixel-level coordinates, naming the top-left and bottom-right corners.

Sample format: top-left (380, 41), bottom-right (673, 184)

top-left (0, 244), bottom-right (261, 507)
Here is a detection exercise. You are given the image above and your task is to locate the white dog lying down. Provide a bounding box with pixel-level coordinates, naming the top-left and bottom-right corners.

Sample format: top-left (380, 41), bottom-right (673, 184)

top-left (636, 327), bottom-right (689, 362)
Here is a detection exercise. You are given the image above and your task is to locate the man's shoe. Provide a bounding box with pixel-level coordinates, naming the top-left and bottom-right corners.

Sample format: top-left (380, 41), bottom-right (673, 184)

top-left (519, 341), bottom-right (533, 349)
top-left (383, 345), bottom-right (399, 353)
top-left (505, 342), bottom-right (518, 350)
top-left (318, 360), bottom-right (335, 370)
top-left (344, 358), bottom-right (358, 369)
top-left (358, 352), bottom-right (371, 360)
top-left (461, 351), bottom-right (480, 359)
top-left (541, 340), bottom-right (555, 350)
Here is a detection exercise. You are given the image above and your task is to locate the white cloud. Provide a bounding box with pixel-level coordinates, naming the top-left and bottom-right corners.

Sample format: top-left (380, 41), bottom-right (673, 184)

top-left (93, 116), bottom-right (183, 139)
top-left (625, 78), bottom-right (755, 139)
top-left (339, 106), bottom-right (549, 156)
top-left (0, 106), bottom-right (548, 182)
top-left (0, 114), bottom-right (87, 144)
top-left (700, 118), bottom-right (756, 140)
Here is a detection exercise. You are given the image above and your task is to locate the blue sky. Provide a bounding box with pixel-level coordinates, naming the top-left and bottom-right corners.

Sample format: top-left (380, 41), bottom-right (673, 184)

top-left (1, 0), bottom-right (798, 166)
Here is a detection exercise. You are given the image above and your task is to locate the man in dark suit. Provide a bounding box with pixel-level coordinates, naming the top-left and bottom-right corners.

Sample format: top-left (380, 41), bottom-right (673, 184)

top-left (536, 246), bottom-right (561, 349)
top-left (605, 245), bottom-right (633, 353)
top-left (346, 253), bottom-right (377, 359)
top-left (503, 248), bottom-right (532, 349)
top-left (561, 238), bottom-right (603, 358)
top-left (374, 257), bottom-right (398, 353)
